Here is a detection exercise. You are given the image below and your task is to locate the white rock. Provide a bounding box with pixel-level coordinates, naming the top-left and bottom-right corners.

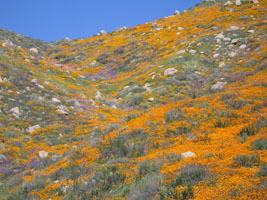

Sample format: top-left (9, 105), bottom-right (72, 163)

top-left (164, 68), bottom-right (178, 76)
top-left (224, 1), bottom-right (233, 6)
top-left (2, 40), bottom-right (14, 48)
top-left (235, 0), bottom-right (241, 6)
top-left (229, 26), bottom-right (239, 31)
top-left (31, 79), bottom-right (37, 84)
top-left (174, 10), bottom-right (180, 15)
top-left (10, 107), bottom-right (20, 118)
top-left (216, 33), bottom-right (225, 39)
top-left (39, 150), bottom-right (48, 158)
top-left (229, 52), bottom-right (237, 57)
top-left (52, 98), bottom-right (61, 103)
top-left (181, 151), bottom-right (196, 158)
top-left (177, 27), bottom-right (184, 31)
top-left (213, 53), bottom-right (219, 58)
top-left (247, 30), bottom-right (254, 33)
top-left (219, 61), bottom-right (225, 68)
top-left (56, 105), bottom-right (69, 115)
top-left (189, 49), bottom-right (197, 54)
top-left (148, 97), bottom-right (154, 102)
top-left (37, 84), bottom-right (44, 89)
top-left (91, 60), bottom-right (96, 65)
top-left (176, 49), bottom-right (185, 55)
top-left (231, 38), bottom-right (239, 44)
top-left (95, 91), bottom-right (102, 100)
top-left (99, 30), bottom-right (107, 35)
top-left (55, 63), bottom-right (63, 67)
top-left (64, 37), bottom-right (71, 41)
top-left (239, 44), bottom-right (247, 49)
top-left (144, 83), bottom-right (152, 92)
top-left (224, 37), bottom-right (231, 41)
top-left (27, 125), bottom-right (40, 133)
top-left (29, 48), bottom-right (38, 54)
top-left (211, 82), bottom-right (227, 90)
top-left (62, 185), bottom-right (71, 193)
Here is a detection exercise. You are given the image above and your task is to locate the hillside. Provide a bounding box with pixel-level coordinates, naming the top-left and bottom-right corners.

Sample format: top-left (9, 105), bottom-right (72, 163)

top-left (0, 0), bottom-right (266, 199)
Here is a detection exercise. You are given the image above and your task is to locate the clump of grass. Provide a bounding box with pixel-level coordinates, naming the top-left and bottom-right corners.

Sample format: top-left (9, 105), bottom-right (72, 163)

top-left (252, 139), bottom-right (267, 150)
top-left (257, 164), bottom-right (267, 177)
top-left (233, 154), bottom-right (260, 168)
top-left (165, 109), bottom-right (185, 123)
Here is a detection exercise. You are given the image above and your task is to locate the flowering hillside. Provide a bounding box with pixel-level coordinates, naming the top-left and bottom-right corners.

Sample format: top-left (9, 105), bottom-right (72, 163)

top-left (0, 0), bottom-right (266, 199)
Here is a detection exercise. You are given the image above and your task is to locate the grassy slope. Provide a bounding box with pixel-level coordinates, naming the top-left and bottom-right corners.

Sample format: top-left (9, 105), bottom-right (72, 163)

top-left (0, 0), bottom-right (266, 199)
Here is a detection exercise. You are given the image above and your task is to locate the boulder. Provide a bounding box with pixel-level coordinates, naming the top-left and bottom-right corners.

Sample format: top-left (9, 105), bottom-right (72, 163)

top-left (99, 30), bottom-right (107, 36)
top-left (174, 10), bottom-right (180, 15)
top-left (213, 53), bottom-right (219, 58)
top-left (216, 33), bottom-right (225, 39)
top-left (148, 97), bottom-right (154, 102)
top-left (95, 91), bottom-right (102, 100)
top-left (189, 49), bottom-right (197, 54)
top-left (239, 44), bottom-right (247, 49)
top-left (56, 105), bottom-right (69, 115)
top-left (181, 151), bottom-right (196, 158)
top-left (235, 0), bottom-right (241, 6)
top-left (2, 40), bottom-right (14, 48)
top-left (224, 1), bottom-right (233, 6)
top-left (39, 150), bottom-right (48, 158)
top-left (229, 52), bottom-right (237, 57)
top-left (164, 68), bottom-right (178, 76)
top-left (219, 61), bottom-right (225, 68)
top-left (27, 125), bottom-right (40, 133)
top-left (229, 26), bottom-right (239, 31)
top-left (211, 82), bottom-right (227, 90)
top-left (29, 48), bottom-right (38, 54)
top-left (52, 98), bottom-right (61, 103)
top-left (231, 38), bottom-right (239, 44)
top-left (176, 49), bottom-right (185, 55)
top-left (247, 30), bottom-right (254, 33)
top-left (10, 107), bottom-right (20, 118)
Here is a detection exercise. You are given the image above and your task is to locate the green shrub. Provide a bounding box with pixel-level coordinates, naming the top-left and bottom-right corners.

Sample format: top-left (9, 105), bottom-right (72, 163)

top-left (252, 139), bottom-right (267, 150)
top-left (128, 174), bottom-right (163, 200)
top-left (257, 164), bottom-right (267, 177)
top-left (214, 119), bottom-right (229, 128)
top-left (233, 155), bottom-right (251, 167)
top-left (165, 109), bottom-right (185, 123)
top-left (4, 132), bottom-right (18, 138)
top-left (126, 114), bottom-right (139, 122)
top-left (137, 160), bottom-right (161, 179)
top-left (171, 165), bottom-right (210, 187)
top-left (239, 119), bottom-right (267, 137)
top-left (232, 154), bottom-right (260, 168)
top-left (159, 185), bottom-right (193, 200)
top-left (130, 95), bottom-right (144, 106)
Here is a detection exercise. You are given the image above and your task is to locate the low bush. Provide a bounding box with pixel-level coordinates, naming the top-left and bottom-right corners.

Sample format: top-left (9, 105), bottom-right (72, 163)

top-left (165, 109), bottom-right (185, 123)
top-left (233, 154), bottom-right (260, 168)
top-left (128, 174), bottom-right (163, 200)
top-left (137, 160), bottom-right (161, 179)
top-left (257, 164), bottom-right (267, 177)
top-left (252, 139), bottom-right (267, 150)
top-left (171, 165), bottom-right (210, 187)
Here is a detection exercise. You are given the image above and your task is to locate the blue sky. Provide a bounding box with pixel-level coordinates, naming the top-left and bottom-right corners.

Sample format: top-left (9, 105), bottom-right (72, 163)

top-left (0, 0), bottom-right (203, 42)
